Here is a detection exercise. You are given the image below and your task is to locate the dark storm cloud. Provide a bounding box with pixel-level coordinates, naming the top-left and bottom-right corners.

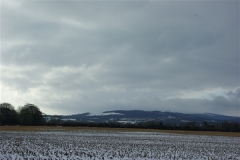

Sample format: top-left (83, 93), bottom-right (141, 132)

top-left (227, 88), bottom-right (240, 100)
top-left (1, 1), bottom-right (239, 116)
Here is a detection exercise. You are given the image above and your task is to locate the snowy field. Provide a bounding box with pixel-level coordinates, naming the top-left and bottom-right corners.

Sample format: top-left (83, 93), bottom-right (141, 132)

top-left (0, 130), bottom-right (239, 160)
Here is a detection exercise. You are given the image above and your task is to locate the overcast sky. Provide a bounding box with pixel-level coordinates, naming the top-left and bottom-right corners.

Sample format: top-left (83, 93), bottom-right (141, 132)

top-left (1, 1), bottom-right (239, 116)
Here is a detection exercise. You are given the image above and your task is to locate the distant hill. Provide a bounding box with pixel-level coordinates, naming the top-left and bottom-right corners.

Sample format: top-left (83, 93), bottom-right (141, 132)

top-left (61, 110), bottom-right (240, 124)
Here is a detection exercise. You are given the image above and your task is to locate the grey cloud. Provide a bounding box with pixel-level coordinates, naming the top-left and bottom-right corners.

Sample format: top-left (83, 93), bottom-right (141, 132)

top-left (163, 96), bottom-right (239, 116)
top-left (227, 88), bottom-right (240, 100)
top-left (1, 1), bottom-right (239, 116)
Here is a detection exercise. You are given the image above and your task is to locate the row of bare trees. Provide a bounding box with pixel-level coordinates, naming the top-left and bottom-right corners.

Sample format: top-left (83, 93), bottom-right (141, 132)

top-left (0, 103), bottom-right (44, 126)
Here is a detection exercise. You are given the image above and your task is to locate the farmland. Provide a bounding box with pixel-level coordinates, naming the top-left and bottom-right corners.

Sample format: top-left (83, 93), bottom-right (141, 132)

top-left (0, 127), bottom-right (239, 159)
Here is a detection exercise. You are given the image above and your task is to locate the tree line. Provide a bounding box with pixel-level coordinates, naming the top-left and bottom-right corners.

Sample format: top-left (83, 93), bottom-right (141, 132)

top-left (48, 118), bottom-right (240, 132)
top-left (0, 103), bottom-right (44, 126)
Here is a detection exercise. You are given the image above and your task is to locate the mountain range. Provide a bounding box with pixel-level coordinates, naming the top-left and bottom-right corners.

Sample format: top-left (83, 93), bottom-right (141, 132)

top-left (61, 110), bottom-right (240, 124)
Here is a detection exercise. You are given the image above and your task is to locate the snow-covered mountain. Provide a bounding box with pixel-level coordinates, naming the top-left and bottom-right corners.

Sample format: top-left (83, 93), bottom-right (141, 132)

top-left (61, 110), bottom-right (240, 124)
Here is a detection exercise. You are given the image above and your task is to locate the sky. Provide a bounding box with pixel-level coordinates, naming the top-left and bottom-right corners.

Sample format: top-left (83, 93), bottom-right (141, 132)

top-left (0, 0), bottom-right (239, 116)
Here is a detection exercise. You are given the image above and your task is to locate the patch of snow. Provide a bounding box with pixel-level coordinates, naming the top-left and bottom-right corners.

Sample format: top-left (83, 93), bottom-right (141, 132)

top-left (61, 119), bottom-right (76, 121)
top-left (87, 112), bottom-right (124, 116)
top-left (181, 120), bottom-right (191, 122)
top-left (204, 113), bottom-right (217, 116)
top-left (167, 116), bottom-right (175, 119)
top-left (117, 121), bottom-right (136, 124)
